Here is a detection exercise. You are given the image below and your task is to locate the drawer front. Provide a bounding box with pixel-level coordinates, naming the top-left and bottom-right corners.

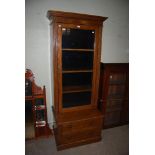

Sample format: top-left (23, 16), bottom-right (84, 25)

top-left (61, 128), bottom-right (101, 143)
top-left (61, 117), bottom-right (103, 134)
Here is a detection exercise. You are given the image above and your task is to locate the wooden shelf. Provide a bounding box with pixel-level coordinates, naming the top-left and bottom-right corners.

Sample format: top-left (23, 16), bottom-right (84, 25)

top-left (35, 120), bottom-right (46, 127)
top-left (35, 105), bottom-right (46, 110)
top-left (36, 124), bottom-right (46, 127)
top-left (62, 48), bottom-right (94, 52)
top-left (25, 96), bottom-right (33, 100)
top-left (63, 85), bottom-right (92, 93)
top-left (25, 95), bottom-right (44, 100)
top-left (36, 121), bottom-right (46, 124)
top-left (62, 69), bottom-right (93, 73)
top-left (63, 102), bottom-right (90, 108)
top-left (34, 95), bottom-right (44, 98)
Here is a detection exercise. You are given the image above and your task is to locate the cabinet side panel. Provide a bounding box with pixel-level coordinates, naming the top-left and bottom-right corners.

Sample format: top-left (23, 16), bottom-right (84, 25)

top-left (92, 25), bottom-right (103, 107)
top-left (51, 23), bottom-right (59, 116)
top-left (49, 23), bottom-right (55, 125)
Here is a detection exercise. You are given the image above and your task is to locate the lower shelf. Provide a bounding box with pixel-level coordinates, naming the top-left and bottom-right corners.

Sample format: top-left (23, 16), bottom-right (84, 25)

top-left (63, 85), bottom-right (92, 93)
top-left (63, 92), bottom-right (91, 108)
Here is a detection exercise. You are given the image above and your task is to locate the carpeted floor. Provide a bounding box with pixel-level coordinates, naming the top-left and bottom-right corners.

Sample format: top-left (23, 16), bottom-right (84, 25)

top-left (25, 125), bottom-right (129, 155)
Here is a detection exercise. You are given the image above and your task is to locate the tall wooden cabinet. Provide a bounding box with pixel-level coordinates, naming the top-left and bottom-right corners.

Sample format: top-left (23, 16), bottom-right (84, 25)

top-left (47, 11), bottom-right (107, 150)
top-left (99, 63), bottom-right (129, 128)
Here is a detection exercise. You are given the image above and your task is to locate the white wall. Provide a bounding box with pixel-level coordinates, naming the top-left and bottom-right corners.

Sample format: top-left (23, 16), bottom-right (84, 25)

top-left (25, 0), bottom-right (129, 127)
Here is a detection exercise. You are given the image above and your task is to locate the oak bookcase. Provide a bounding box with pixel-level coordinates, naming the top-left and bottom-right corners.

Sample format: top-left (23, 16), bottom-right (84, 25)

top-left (47, 10), bottom-right (108, 150)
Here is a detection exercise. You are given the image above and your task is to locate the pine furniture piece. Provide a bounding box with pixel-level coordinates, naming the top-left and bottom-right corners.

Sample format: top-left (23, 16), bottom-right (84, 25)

top-left (99, 63), bottom-right (129, 128)
top-left (25, 69), bottom-right (49, 139)
top-left (47, 10), bottom-right (108, 150)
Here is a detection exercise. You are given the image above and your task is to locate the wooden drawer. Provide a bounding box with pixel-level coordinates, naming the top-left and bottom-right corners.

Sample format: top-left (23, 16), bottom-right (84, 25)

top-left (61, 128), bottom-right (101, 143)
top-left (61, 117), bottom-right (102, 134)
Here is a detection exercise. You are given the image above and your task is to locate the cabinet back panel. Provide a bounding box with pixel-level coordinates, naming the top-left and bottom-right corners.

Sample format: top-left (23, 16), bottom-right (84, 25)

top-left (63, 72), bottom-right (92, 86)
top-left (62, 51), bottom-right (93, 70)
top-left (63, 92), bottom-right (91, 108)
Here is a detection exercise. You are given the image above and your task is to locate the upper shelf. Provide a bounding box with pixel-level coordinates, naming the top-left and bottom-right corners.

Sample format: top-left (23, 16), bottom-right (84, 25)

top-left (62, 48), bottom-right (94, 52)
top-left (62, 69), bottom-right (93, 73)
top-left (63, 85), bottom-right (92, 93)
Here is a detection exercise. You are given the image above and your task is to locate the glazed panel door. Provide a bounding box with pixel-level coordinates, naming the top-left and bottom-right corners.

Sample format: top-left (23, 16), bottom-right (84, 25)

top-left (57, 24), bottom-right (99, 112)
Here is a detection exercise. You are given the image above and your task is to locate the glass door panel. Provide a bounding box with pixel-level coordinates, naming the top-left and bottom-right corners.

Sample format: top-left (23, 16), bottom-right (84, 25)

top-left (62, 50), bottom-right (93, 70)
top-left (61, 27), bottom-right (95, 108)
top-left (63, 72), bottom-right (92, 87)
top-left (62, 28), bottom-right (95, 49)
top-left (63, 92), bottom-right (91, 108)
